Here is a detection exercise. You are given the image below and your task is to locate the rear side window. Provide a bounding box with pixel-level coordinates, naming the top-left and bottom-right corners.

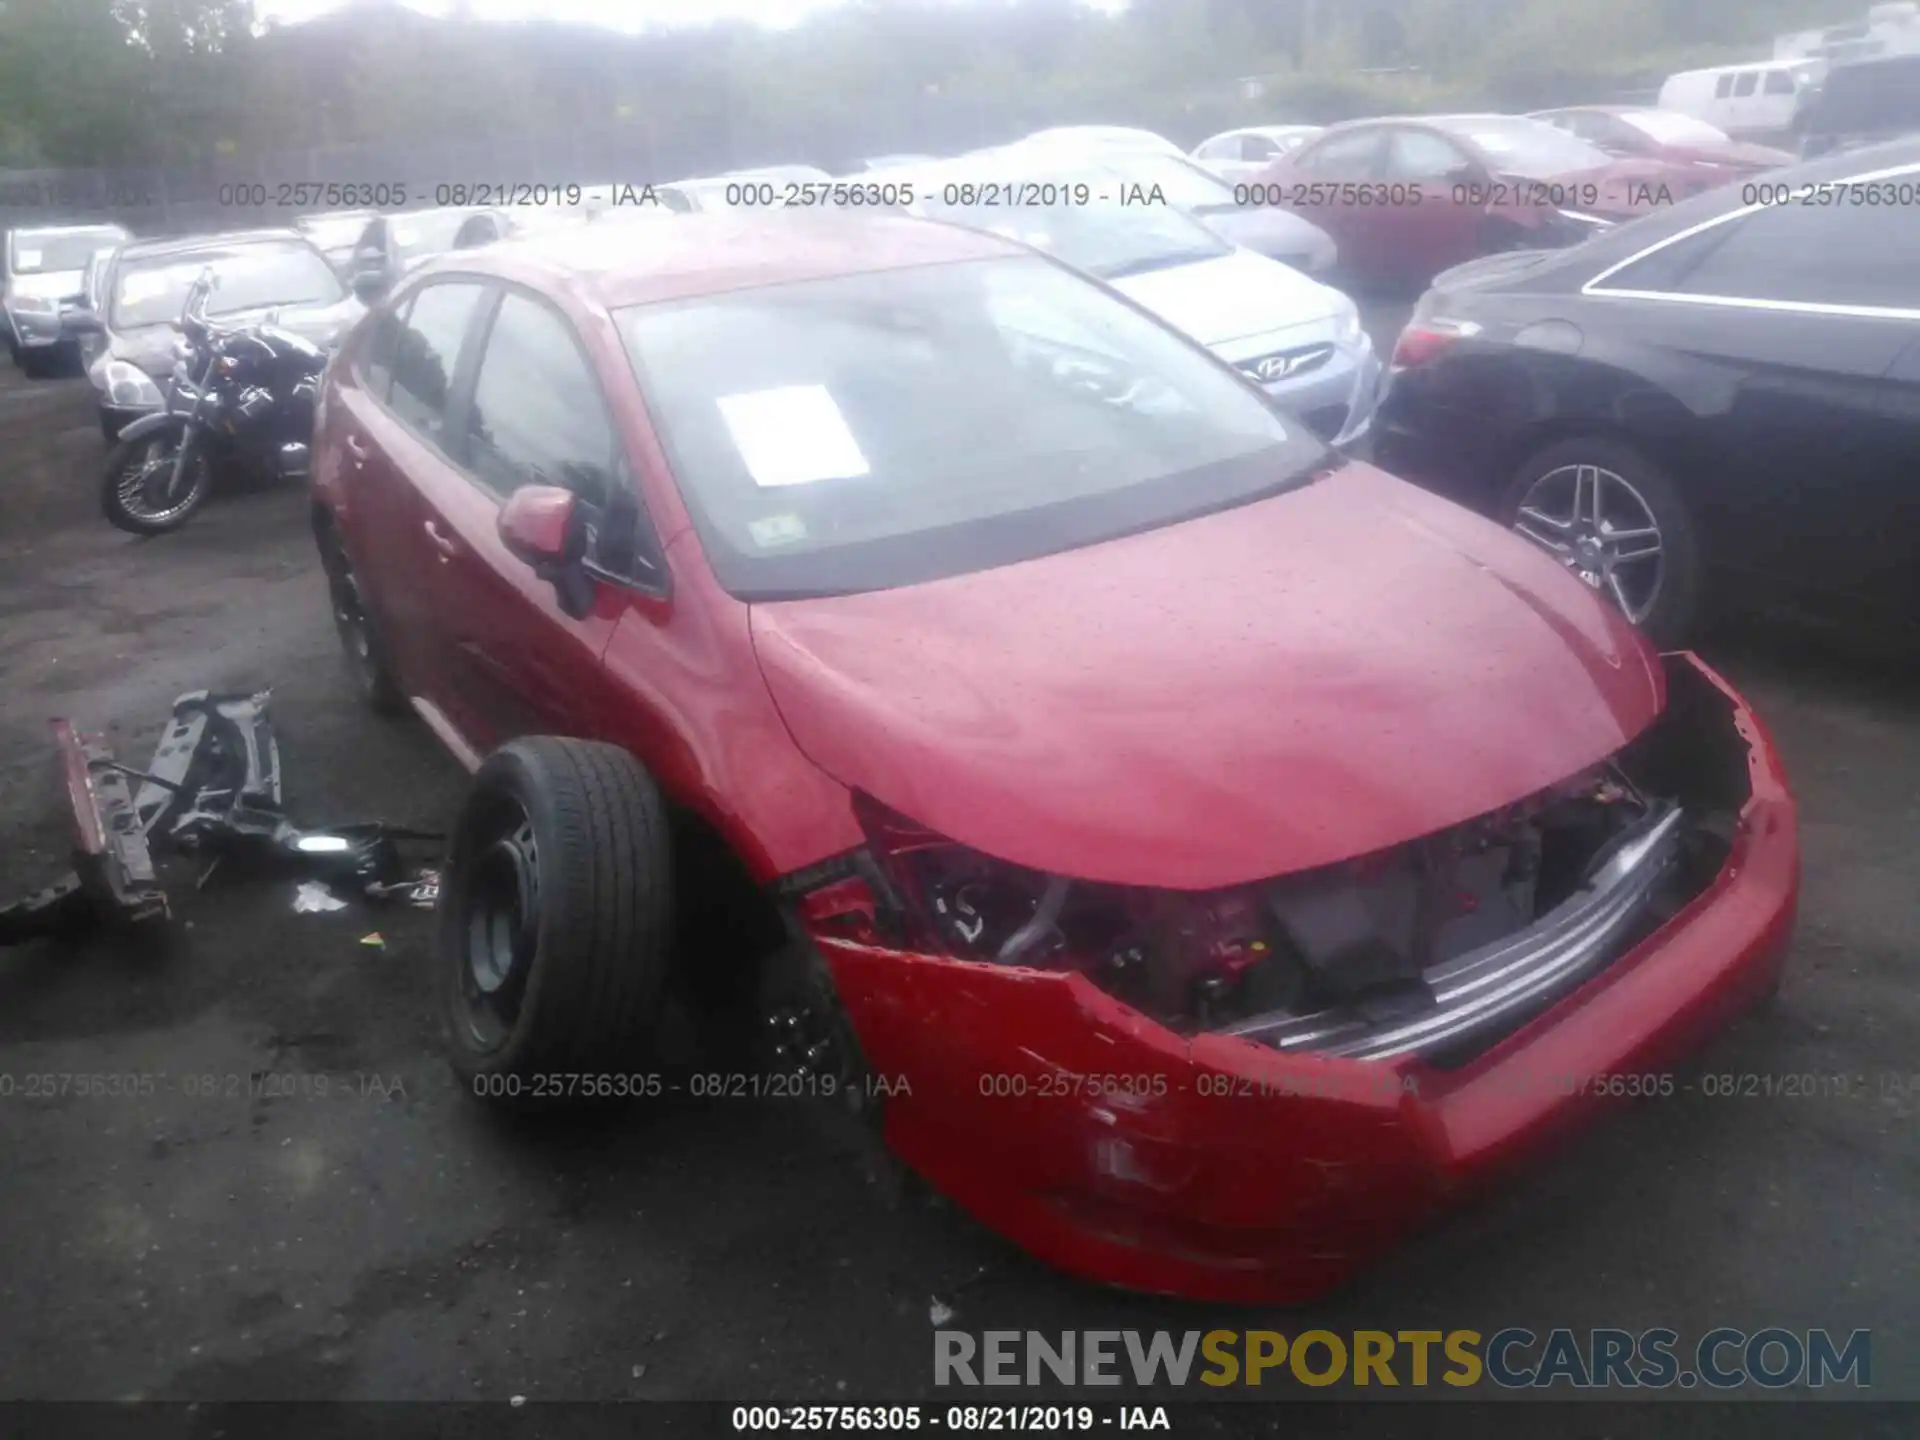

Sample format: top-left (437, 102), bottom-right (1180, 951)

top-left (355, 292), bottom-right (411, 401)
top-left (1381, 129), bottom-right (1470, 180)
top-left (388, 281), bottom-right (486, 446)
top-left (464, 291), bottom-right (616, 505)
top-left (1733, 72), bottom-right (1759, 97)
top-left (1296, 129), bottom-right (1384, 175)
top-left (1602, 183), bottom-right (1920, 308)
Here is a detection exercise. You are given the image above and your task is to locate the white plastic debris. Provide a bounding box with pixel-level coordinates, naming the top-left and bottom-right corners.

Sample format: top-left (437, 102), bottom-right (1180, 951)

top-left (292, 881), bottom-right (347, 914)
top-left (929, 1299), bottom-right (955, 1327)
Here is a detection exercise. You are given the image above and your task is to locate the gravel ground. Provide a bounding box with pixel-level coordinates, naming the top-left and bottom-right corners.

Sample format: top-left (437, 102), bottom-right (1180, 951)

top-left (1, 321), bottom-right (1916, 1425)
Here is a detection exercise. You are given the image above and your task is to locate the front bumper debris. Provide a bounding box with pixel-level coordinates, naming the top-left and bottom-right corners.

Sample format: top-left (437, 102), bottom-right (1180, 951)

top-left (0, 721), bottom-right (168, 946)
top-left (2, 691), bottom-right (439, 948)
top-left (811, 652), bottom-right (1798, 1302)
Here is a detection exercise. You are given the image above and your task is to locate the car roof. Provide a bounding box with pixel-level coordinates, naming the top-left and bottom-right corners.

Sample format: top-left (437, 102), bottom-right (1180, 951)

top-left (423, 210), bottom-right (1026, 309)
top-left (117, 228), bottom-right (310, 260)
top-left (7, 221), bottom-right (130, 239)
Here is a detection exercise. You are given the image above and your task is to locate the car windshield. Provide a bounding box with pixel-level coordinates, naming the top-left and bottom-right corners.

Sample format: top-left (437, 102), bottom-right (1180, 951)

top-left (111, 242), bottom-right (344, 328)
top-left (389, 209), bottom-right (478, 263)
top-left (1816, 60), bottom-right (1920, 130)
top-left (617, 255), bottom-right (1319, 600)
top-left (1619, 110), bottom-right (1732, 145)
top-left (918, 176), bottom-right (1231, 280)
top-left (1095, 153), bottom-right (1237, 210)
top-left (1434, 117), bottom-right (1614, 176)
top-left (9, 227), bottom-right (125, 275)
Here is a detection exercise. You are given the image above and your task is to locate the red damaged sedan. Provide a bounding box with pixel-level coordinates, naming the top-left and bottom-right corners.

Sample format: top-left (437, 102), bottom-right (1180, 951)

top-left (311, 213), bottom-right (1797, 1303)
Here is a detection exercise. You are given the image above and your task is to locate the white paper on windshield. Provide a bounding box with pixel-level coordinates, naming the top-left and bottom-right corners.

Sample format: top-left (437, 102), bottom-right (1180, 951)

top-left (717, 385), bottom-right (870, 488)
top-left (16, 250), bottom-right (42, 269)
top-left (748, 513), bottom-right (809, 549)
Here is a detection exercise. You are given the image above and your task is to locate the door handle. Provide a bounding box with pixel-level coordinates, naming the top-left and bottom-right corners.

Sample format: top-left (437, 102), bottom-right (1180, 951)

top-left (343, 434), bottom-right (369, 462)
top-left (423, 519), bottom-right (460, 560)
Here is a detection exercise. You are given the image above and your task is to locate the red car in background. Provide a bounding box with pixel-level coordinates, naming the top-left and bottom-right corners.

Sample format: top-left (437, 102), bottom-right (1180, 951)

top-left (1243, 114), bottom-right (1709, 289)
top-left (311, 212), bottom-right (1796, 1302)
top-left (1531, 105), bottom-right (1795, 185)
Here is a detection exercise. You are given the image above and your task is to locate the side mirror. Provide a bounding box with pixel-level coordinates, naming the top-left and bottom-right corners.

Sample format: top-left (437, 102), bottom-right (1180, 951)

top-left (498, 485), bottom-right (595, 618)
top-left (61, 306), bottom-right (106, 336)
top-left (350, 269), bottom-right (388, 303)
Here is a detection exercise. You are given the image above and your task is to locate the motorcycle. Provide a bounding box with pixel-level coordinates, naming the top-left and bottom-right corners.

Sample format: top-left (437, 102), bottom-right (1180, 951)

top-left (99, 271), bottom-right (327, 536)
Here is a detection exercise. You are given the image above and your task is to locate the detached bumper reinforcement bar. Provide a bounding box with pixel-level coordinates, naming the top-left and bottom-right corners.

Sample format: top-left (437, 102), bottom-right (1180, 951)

top-left (1222, 803), bottom-right (1685, 1062)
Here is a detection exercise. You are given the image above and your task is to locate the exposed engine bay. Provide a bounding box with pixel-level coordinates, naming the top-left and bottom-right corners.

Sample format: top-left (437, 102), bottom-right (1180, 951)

top-left (855, 662), bottom-right (1751, 1065)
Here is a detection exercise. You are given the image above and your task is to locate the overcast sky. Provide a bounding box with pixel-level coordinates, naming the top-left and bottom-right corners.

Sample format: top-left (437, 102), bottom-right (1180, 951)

top-left (255, 0), bottom-right (1127, 30)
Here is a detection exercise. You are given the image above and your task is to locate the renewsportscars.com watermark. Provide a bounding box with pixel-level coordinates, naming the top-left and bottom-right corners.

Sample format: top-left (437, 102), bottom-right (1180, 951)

top-left (934, 1328), bottom-right (1871, 1391)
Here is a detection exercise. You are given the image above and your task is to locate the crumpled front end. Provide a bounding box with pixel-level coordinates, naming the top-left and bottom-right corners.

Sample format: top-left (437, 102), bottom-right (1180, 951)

top-left (797, 653), bottom-right (1797, 1302)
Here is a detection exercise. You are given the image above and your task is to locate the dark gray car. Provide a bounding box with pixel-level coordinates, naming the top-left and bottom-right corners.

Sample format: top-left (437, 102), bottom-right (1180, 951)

top-left (68, 229), bottom-right (362, 440)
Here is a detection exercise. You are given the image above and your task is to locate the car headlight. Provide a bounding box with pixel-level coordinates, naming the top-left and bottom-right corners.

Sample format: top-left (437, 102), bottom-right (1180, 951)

top-left (1332, 300), bottom-right (1363, 347)
top-left (104, 360), bottom-right (164, 410)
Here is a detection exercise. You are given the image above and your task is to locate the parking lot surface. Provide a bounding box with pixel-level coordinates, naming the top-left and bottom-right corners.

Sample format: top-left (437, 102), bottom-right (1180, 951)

top-left (1, 325), bottom-right (1917, 1413)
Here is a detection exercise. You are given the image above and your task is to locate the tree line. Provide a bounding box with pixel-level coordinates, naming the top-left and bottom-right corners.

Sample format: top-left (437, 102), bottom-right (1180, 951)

top-left (0, 0), bottom-right (1852, 174)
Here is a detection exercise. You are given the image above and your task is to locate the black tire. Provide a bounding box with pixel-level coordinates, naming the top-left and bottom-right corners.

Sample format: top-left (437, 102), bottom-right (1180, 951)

top-left (441, 738), bottom-right (673, 1100)
top-left (315, 521), bottom-right (408, 716)
top-left (99, 409), bottom-right (122, 444)
top-left (19, 347), bottom-right (59, 380)
top-left (1500, 436), bottom-right (1702, 649)
top-left (100, 424), bottom-right (213, 536)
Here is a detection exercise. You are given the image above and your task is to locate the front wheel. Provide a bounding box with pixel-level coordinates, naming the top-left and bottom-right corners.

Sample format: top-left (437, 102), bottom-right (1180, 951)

top-left (441, 738), bottom-right (674, 1100)
top-left (100, 423), bottom-right (214, 535)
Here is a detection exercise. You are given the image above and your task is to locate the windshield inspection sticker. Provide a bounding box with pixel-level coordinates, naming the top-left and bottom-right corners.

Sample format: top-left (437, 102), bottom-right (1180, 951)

top-left (748, 513), bottom-right (809, 549)
top-left (717, 384), bottom-right (870, 488)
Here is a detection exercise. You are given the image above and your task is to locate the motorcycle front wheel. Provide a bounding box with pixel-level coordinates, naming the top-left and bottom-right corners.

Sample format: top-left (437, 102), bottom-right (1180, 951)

top-left (100, 423), bottom-right (215, 536)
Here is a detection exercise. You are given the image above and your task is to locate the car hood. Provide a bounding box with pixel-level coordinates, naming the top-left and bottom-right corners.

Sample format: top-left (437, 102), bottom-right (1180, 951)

top-left (749, 462), bottom-right (1663, 890)
top-left (6, 270), bottom-right (84, 304)
top-left (1192, 206), bottom-right (1337, 270)
top-left (109, 295), bottom-right (364, 375)
top-left (1108, 248), bottom-right (1346, 347)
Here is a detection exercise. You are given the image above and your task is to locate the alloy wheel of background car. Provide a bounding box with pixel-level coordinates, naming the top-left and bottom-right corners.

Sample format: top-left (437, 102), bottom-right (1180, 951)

top-left (1502, 436), bottom-right (1701, 648)
top-left (1513, 462), bottom-right (1665, 624)
top-left (99, 431), bottom-right (212, 535)
top-left (441, 737), bottom-right (673, 1098)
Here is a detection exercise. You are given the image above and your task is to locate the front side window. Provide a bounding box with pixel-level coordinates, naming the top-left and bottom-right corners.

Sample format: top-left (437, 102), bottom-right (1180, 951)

top-left (465, 292), bottom-right (616, 506)
top-left (617, 255), bottom-right (1322, 600)
top-left (1764, 70), bottom-right (1796, 95)
top-left (1244, 135), bottom-right (1280, 160)
top-left (1733, 72), bottom-right (1759, 97)
top-left (110, 242), bottom-right (344, 329)
top-left (387, 281), bottom-right (487, 445)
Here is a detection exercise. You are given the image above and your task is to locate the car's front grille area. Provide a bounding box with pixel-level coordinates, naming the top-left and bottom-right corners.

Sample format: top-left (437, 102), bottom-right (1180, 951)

top-left (1221, 803), bottom-right (1686, 1062)
top-left (1238, 342), bottom-right (1334, 385)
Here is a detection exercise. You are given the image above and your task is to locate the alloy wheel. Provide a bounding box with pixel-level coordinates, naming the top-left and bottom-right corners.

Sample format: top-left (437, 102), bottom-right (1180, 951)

top-left (1512, 462), bottom-right (1664, 625)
